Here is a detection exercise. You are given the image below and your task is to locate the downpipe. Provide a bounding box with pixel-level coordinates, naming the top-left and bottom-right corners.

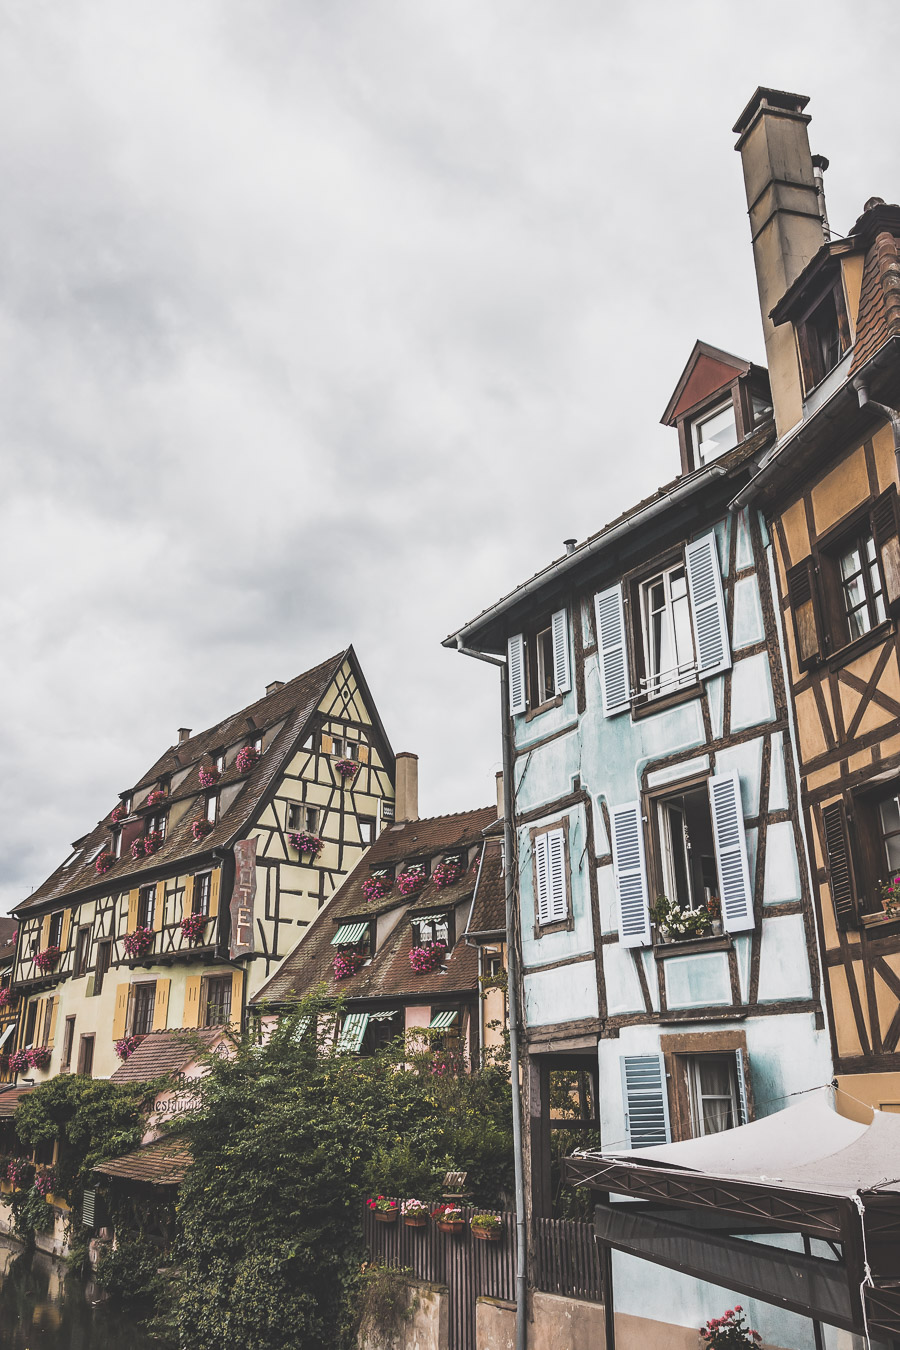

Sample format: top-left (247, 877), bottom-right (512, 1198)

top-left (456, 638), bottom-right (528, 1350)
top-left (854, 379), bottom-right (900, 480)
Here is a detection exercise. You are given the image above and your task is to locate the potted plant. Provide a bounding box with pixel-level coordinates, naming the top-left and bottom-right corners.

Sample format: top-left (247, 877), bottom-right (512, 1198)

top-left (288, 831), bottom-right (324, 859)
top-left (95, 850), bottom-right (115, 876)
top-left (144, 829), bottom-right (164, 856)
top-left (433, 1203), bottom-right (465, 1235)
top-left (198, 765), bottom-right (220, 788)
top-left (880, 875), bottom-right (900, 918)
top-left (651, 894), bottom-right (711, 943)
top-left (6, 1158), bottom-right (34, 1190)
top-left (111, 802), bottom-right (128, 825)
top-left (191, 817), bottom-right (214, 842)
top-left (366, 1196), bottom-right (398, 1224)
top-left (333, 947), bottom-right (366, 981)
top-left (181, 911), bottom-right (208, 944)
top-left (123, 925), bottom-right (154, 960)
top-left (8, 1050), bottom-right (28, 1076)
top-left (470, 1213), bottom-right (503, 1242)
top-left (397, 869), bottom-right (426, 897)
top-left (130, 837), bottom-right (146, 861)
top-left (335, 758), bottom-right (360, 781)
top-left (236, 745), bottom-right (259, 775)
top-left (409, 940), bottom-right (446, 974)
top-left (25, 1046), bottom-right (51, 1070)
top-left (115, 1035), bottom-right (140, 1062)
top-left (34, 1167), bottom-right (57, 1198)
top-left (363, 874), bottom-right (392, 904)
top-left (699, 1306), bottom-right (762, 1346)
top-left (401, 1199), bottom-right (430, 1228)
top-left (432, 861), bottom-right (462, 890)
top-left (34, 945), bottom-right (60, 974)
top-left (0, 987), bottom-right (11, 1010)
top-left (146, 788), bottom-right (167, 808)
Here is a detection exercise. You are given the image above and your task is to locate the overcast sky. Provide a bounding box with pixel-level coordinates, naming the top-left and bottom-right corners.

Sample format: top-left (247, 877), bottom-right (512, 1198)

top-left (2, 1), bottom-right (898, 913)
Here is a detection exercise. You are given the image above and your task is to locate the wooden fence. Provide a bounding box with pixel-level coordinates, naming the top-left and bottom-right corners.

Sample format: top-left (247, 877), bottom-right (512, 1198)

top-left (363, 1203), bottom-right (603, 1350)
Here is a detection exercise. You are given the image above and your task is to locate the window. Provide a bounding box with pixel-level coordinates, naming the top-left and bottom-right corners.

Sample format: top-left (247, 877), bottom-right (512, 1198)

top-left (532, 824), bottom-right (569, 928)
top-left (137, 886), bottom-right (156, 930)
top-left (206, 793), bottom-right (218, 824)
top-left (687, 1054), bottom-right (745, 1136)
top-left (797, 282), bottom-right (849, 391)
top-left (287, 803), bottom-right (301, 831)
top-left (77, 1035), bottom-right (95, 1077)
top-left (287, 803), bottom-right (318, 833)
top-left (359, 817), bottom-right (375, 846)
top-left (252, 735), bottom-right (263, 754)
top-left (23, 1001), bottom-right (37, 1047)
top-left (204, 976), bottom-right (232, 1027)
top-left (147, 813), bottom-right (166, 840)
top-left (306, 807), bottom-right (319, 833)
top-left (215, 752), bottom-right (226, 773)
top-left (692, 399), bottom-right (737, 465)
top-left (48, 912), bottom-right (63, 948)
top-left (838, 529), bottom-right (886, 640)
top-left (94, 940), bottom-right (112, 996)
top-left (75, 927), bottom-right (91, 977)
top-left (412, 913), bottom-right (452, 948)
top-left (41, 1000), bottom-right (53, 1046)
top-left (533, 625), bottom-right (556, 705)
top-left (656, 786), bottom-right (718, 915)
top-left (640, 563), bottom-right (695, 698)
top-left (507, 610), bottom-right (571, 717)
top-left (194, 873), bottom-right (211, 917)
top-left (363, 1010), bottom-right (403, 1054)
top-left (131, 983), bottom-right (156, 1036)
top-left (61, 1017), bottom-right (76, 1070)
top-left (122, 795), bottom-right (132, 815)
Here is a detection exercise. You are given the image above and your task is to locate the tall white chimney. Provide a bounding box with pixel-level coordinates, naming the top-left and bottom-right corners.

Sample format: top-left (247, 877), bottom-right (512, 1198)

top-left (395, 752), bottom-right (419, 823)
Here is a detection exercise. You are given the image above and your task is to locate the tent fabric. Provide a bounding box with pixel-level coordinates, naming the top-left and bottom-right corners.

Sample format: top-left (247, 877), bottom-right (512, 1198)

top-left (429, 1010), bottom-right (459, 1029)
top-left (331, 921), bottom-right (369, 946)
top-left (579, 1090), bottom-right (900, 1199)
top-left (336, 1012), bottom-right (369, 1052)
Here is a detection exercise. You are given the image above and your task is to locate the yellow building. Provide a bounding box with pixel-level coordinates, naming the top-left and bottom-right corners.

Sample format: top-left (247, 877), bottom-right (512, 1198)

top-left (10, 648), bottom-right (395, 1081)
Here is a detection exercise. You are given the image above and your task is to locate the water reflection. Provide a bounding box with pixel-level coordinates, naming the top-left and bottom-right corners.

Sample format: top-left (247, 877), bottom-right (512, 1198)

top-left (0, 1236), bottom-right (165, 1349)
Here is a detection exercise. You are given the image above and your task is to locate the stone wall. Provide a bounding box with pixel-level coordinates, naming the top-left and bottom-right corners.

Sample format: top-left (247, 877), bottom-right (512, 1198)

top-left (358, 1279), bottom-right (448, 1350)
top-left (477, 1291), bottom-right (606, 1350)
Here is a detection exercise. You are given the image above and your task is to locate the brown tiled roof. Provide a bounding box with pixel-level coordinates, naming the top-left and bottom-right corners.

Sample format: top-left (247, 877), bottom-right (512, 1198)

top-left (252, 806), bottom-right (496, 1005)
top-left (0, 1086), bottom-right (33, 1118)
top-left (109, 1027), bottom-right (224, 1084)
top-left (16, 650), bottom-right (374, 916)
top-left (850, 211), bottom-right (900, 374)
top-left (93, 1135), bottom-right (192, 1186)
top-left (465, 841), bottom-right (505, 937)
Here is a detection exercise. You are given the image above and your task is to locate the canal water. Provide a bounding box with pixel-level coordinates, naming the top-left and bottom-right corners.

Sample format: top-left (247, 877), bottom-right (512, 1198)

top-left (0, 1237), bottom-right (166, 1349)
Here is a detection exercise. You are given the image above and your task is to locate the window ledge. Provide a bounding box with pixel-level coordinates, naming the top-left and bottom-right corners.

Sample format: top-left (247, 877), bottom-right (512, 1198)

top-left (525, 695), bottom-right (563, 722)
top-left (826, 620), bottom-right (894, 672)
top-left (631, 683), bottom-right (702, 721)
top-left (535, 916), bottom-right (574, 938)
top-left (861, 911), bottom-right (900, 934)
top-left (653, 934), bottom-right (734, 959)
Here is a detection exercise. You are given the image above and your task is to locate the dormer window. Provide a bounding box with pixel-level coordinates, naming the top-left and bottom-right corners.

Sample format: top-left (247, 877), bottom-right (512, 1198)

top-left (661, 342), bottom-right (773, 477)
top-left (692, 399), bottom-right (738, 466)
top-left (797, 281), bottom-right (850, 391)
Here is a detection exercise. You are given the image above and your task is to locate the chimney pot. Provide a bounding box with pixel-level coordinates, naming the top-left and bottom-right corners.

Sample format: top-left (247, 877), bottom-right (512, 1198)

top-left (266, 680), bottom-right (285, 696)
top-left (394, 752), bottom-right (419, 823)
top-left (564, 538), bottom-right (577, 555)
top-left (178, 728), bottom-right (192, 744)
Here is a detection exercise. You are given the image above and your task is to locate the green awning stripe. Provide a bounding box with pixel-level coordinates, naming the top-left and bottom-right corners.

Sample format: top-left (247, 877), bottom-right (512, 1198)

top-left (429, 1010), bottom-right (459, 1029)
top-left (336, 1012), bottom-right (369, 1052)
top-left (331, 921), bottom-right (368, 946)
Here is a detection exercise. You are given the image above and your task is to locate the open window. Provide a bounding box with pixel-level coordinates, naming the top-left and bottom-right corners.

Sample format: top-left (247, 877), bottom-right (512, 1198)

top-left (412, 913), bottom-right (452, 949)
top-left (362, 1009), bottom-right (403, 1054)
top-left (796, 279), bottom-right (850, 393)
top-left (507, 609), bottom-right (571, 717)
top-left (74, 926), bottom-right (91, 977)
top-left (658, 1033), bottom-right (752, 1141)
top-left (137, 885), bottom-right (156, 930)
top-left (655, 785), bottom-right (719, 926)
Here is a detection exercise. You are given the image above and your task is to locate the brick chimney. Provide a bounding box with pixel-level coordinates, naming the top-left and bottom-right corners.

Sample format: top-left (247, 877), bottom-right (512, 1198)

top-left (266, 680), bottom-right (285, 696)
top-left (395, 752), bottom-right (419, 823)
top-left (734, 88), bottom-right (825, 437)
top-left (178, 728), bottom-right (192, 744)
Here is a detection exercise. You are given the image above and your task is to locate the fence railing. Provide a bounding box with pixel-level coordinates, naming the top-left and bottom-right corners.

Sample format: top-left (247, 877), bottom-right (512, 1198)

top-left (533, 1214), bottom-right (604, 1303)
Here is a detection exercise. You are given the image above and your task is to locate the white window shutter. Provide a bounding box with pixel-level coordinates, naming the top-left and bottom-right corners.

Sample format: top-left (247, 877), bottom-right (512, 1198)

top-left (734, 1048), bottom-right (750, 1126)
top-left (621, 1054), bottom-right (670, 1148)
top-left (534, 833), bottom-right (551, 925)
top-left (685, 532), bottom-right (731, 678)
top-left (551, 609), bottom-right (571, 694)
top-left (546, 828), bottom-right (568, 922)
top-left (508, 634), bottom-right (527, 715)
top-left (708, 773), bottom-right (754, 933)
top-left (612, 802), bottom-right (651, 947)
top-left (595, 585), bottom-right (631, 717)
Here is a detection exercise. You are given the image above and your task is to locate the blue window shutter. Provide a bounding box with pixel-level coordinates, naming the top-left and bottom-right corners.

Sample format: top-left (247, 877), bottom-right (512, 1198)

top-left (612, 802), bottom-right (651, 947)
top-left (546, 828), bottom-right (568, 922)
top-left (551, 609), bottom-right (571, 694)
top-left (621, 1054), bottom-right (670, 1148)
top-left (508, 634), bottom-right (527, 716)
top-left (594, 585), bottom-right (630, 716)
top-left (685, 532), bottom-right (731, 678)
top-left (534, 833), bottom-right (551, 925)
top-left (708, 773), bottom-right (754, 933)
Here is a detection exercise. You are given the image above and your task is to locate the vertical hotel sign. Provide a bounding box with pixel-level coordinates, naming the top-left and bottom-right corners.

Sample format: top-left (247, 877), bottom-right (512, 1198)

top-left (230, 838), bottom-right (257, 960)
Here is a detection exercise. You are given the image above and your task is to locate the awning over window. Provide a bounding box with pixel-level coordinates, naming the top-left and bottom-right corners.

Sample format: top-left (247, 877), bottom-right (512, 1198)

top-left (336, 1013), bottom-right (369, 1052)
top-left (429, 1010), bottom-right (458, 1030)
top-left (331, 921), bottom-right (368, 946)
top-left (369, 1010), bottom-right (399, 1023)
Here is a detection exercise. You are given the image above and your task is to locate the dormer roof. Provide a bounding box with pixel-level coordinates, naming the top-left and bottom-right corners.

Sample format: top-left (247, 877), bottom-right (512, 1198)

top-left (661, 341), bottom-right (755, 427)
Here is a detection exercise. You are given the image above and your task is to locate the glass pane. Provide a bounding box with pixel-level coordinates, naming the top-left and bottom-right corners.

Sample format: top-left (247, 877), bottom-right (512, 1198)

top-left (847, 602), bottom-right (871, 639)
top-left (672, 593), bottom-right (694, 675)
top-left (879, 797), bottom-right (900, 837)
top-left (695, 403), bottom-right (738, 463)
top-left (867, 536), bottom-right (877, 562)
top-left (886, 836), bottom-right (900, 874)
top-left (840, 545), bottom-right (863, 580)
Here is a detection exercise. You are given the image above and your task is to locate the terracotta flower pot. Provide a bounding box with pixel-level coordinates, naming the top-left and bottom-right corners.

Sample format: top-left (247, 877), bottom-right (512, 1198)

top-left (471, 1226), bottom-right (501, 1242)
top-left (436, 1220), bottom-right (465, 1235)
top-left (404, 1215), bottom-right (428, 1228)
top-left (373, 1210), bottom-right (398, 1224)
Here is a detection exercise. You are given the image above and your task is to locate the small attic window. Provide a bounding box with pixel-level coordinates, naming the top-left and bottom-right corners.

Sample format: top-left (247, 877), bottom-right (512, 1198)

top-left (692, 399), bottom-right (738, 465)
top-left (61, 850), bottom-right (82, 869)
top-left (797, 282), bottom-right (850, 392)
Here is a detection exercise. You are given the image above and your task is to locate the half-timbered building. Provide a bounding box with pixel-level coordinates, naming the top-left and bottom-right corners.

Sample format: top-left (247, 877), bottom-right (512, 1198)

top-left (9, 648), bottom-right (395, 1081)
top-left (0, 918), bottom-right (19, 1083)
top-left (730, 88), bottom-right (900, 1120)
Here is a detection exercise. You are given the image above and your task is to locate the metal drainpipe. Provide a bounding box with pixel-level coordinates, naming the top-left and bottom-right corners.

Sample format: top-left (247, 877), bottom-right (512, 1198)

top-left (455, 638), bottom-right (528, 1350)
top-left (855, 381), bottom-right (900, 477)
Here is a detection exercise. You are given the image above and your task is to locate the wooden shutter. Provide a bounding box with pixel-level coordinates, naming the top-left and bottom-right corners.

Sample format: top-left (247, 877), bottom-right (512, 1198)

top-left (183, 875), bottom-right (195, 919)
top-left (685, 532), bottom-right (731, 678)
top-left (535, 829), bottom-right (568, 926)
top-left (786, 558), bottom-right (823, 668)
top-left (708, 773), bottom-right (754, 933)
top-left (621, 1054), bottom-right (670, 1147)
top-left (154, 882), bottom-right (166, 931)
top-left (182, 976), bottom-right (202, 1029)
top-left (85, 975), bottom-right (95, 999)
top-left (47, 997), bottom-right (59, 1048)
top-left (152, 978), bottom-right (170, 1031)
top-left (112, 984), bottom-right (130, 1040)
top-left (320, 732), bottom-right (333, 755)
top-left (127, 889), bottom-right (139, 932)
top-left (357, 744), bottom-right (370, 765)
top-left (209, 868), bottom-right (221, 918)
top-left (40, 915), bottom-right (51, 949)
top-left (551, 609), bottom-right (571, 694)
top-left (60, 909), bottom-right (72, 953)
top-left (872, 487), bottom-right (900, 614)
top-left (32, 998), bottom-right (45, 1047)
top-left (821, 800), bottom-right (857, 929)
top-left (507, 634), bottom-right (527, 716)
top-left (734, 1048), bottom-right (750, 1126)
top-left (230, 970), bottom-right (243, 1027)
top-left (595, 585), bottom-right (631, 717)
top-left (612, 803), bottom-right (651, 947)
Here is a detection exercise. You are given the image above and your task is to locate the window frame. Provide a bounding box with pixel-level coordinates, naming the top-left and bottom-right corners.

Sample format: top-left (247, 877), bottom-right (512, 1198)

top-left (659, 1031), bottom-right (752, 1143)
top-left (48, 912), bottom-right (64, 949)
top-left (194, 872), bottom-right (212, 917)
top-left (203, 974), bottom-right (233, 1028)
top-left (77, 1034), bottom-right (95, 1077)
top-left (94, 939), bottom-right (112, 996)
top-left (627, 551), bottom-right (701, 715)
top-left (795, 276), bottom-right (851, 394)
top-left (74, 926), bottom-right (91, 977)
top-left (137, 885), bottom-right (156, 931)
top-left (648, 775), bottom-right (719, 922)
top-left (411, 911), bottom-right (453, 950)
top-left (61, 1016), bottom-right (76, 1070)
top-left (129, 981), bottom-right (157, 1036)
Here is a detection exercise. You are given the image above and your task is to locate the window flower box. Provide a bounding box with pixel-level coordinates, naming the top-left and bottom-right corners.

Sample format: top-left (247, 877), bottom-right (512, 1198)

top-left (34, 946), bottom-right (60, 975)
top-left (333, 947), bottom-right (366, 981)
top-left (335, 759), bottom-right (360, 780)
top-left (181, 912), bottom-right (208, 945)
top-left (401, 1199), bottom-right (430, 1227)
top-left (115, 1035), bottom-right (140, 1062)
top-left (130, 837), bottom-right (146, 861)
top-left (651, 894), bottom-right (712, 943)
top-left (25, 1046), bottom-right (51, 1069)
top-left (366, 1196), bottom-right (398, 1223)
top-left (198, 766), bottom-right (220, 788)
top-left (34, 1167), bottom-right (57, 1198)
top-left (433, 1204), bottom-right (464, 1234)
top-left (409, 940), bottom-right (446, 974)
top-left (470, 1214), bottom-right (502, 1242)
top-left (432, 861), bottom-right (462, 890)
top-left (0, 988), bottom-right (11, 1010)
top-left (123, 926), bottom-right (154, 960)
top-left (146, 789), bottom-right (167, 809)
top-left (143, 830), bottom-right (163, 857)
top-left (191, 818), bottom-right (213, 843)
top-left (6, 1158), bottom-right (34, 1190)
top-left (111, 803), bottom-right (128, 825)
top-left (397, 870), bottom-right (426, 897)
top-left (95, 850), bottom-right (115, 876)
top-left (236, 746), bottom-right (259, 775)
top-left (289, 831), bottom-right (324, 859)
top-left (363, 875), bottom-right (392, 904)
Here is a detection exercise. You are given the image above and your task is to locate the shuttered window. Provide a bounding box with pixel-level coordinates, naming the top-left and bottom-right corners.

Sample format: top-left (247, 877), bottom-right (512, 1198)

top-left (621, 1054), bottom-right (670, 1147)
top-left (336, 1012), bottom-right (369, 1053)
top-left (685, 532), bottom-right (731, 678)
top-left (786, 558), bottom-right (823, 668)
top-left (708, 773), bottom-right (754, 933)
top-left (551, 609), bottom-right (571, 694)
top-left (508, 634), bottom-right (527, 716)
top-left (612, 803), bottom-right (651, 947)
top-left (595, 584), bottom-right (631, 717)
top-left (821, 800), bottom-right (857, 929)
top-left (534, 827), bottom-right (568, 926)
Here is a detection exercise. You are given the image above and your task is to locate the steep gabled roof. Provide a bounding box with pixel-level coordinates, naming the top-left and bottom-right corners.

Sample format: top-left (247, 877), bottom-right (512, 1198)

top-left (660, 341), bottom-right (753, 426)
top-left (16, 648), bottom-right (389, 916)
top-left (252, 805), bottom-right (496, 1005)
top-left (93, 1135), bottom-right (192, 1186)
top-left (465, 839), bottom-right (505, 938)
